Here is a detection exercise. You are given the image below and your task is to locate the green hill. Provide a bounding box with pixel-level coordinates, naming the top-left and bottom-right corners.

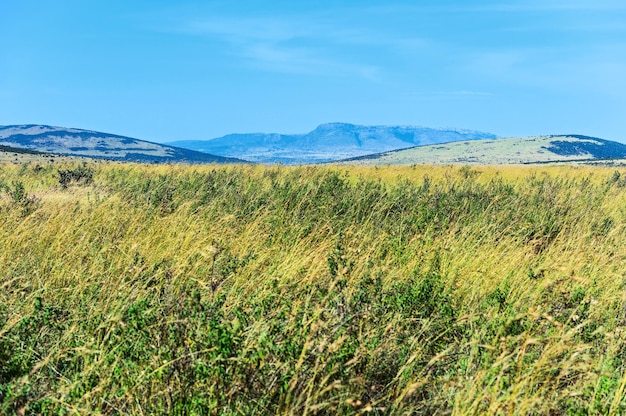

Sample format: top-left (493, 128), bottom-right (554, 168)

top-left (0, 125), bottom-right (247, 164)
top-left (341, 135), bottom-right (626, 165)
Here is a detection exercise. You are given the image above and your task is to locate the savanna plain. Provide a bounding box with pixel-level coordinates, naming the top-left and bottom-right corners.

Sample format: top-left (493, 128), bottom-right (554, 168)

top-left (2, 161), bottom-right (626, 415)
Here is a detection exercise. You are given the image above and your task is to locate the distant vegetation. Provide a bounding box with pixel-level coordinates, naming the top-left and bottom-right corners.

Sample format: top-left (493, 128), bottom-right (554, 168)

top-left (544, 136), bottom-right (626, 159)
top-left (0, 144), bottom-right (44, 155)
top-left (2, 162), bottom-right (626, 414)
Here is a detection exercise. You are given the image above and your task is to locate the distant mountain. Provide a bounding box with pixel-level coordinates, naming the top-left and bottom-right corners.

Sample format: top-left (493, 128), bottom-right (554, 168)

top-left (166, 122), bottom-right (498, 164)
top-left (339, 135), bottom-right (626, 165)
top-left (0, 125), bottom-right (246, 164)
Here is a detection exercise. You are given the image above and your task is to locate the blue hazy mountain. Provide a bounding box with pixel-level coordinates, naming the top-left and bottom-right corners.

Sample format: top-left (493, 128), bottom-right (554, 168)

top-left (0, 125), bottom-right (246, 164)
top-left (166, 122), bottom-right (498, 164)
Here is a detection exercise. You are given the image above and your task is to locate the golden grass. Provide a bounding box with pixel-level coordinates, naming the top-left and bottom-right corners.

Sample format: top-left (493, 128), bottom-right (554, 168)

top-left (2, 161), bottom-right (626, 414)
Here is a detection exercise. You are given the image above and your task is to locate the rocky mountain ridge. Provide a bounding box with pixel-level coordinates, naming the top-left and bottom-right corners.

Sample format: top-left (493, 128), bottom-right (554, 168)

top-left (166, 122), bottom-right (498, 164)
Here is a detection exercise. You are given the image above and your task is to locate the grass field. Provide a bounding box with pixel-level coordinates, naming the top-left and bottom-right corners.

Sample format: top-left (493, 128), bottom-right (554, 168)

top-left (0, 149), bottom-right (78, 165)
top-left (2, 161), bottom-right (626, 414)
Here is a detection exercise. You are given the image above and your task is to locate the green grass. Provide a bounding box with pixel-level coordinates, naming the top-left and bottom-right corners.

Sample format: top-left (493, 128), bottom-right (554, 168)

top-left (2, 162), bottom-right (626, 414)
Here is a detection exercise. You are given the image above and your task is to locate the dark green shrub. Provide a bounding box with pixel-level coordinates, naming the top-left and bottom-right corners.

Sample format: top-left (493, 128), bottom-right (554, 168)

top-left (57, 165), bottom-right (94, 188)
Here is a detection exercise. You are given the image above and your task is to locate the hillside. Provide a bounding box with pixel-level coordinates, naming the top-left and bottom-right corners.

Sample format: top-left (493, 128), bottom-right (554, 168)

top-left (341, 134), bottom-right (626, 165)
top-left (0, 125), bottom-right (246, 164)
top-left (166, 122), bottom-right (497, 164)
top-left (2, 162), bottom-right (626, 414)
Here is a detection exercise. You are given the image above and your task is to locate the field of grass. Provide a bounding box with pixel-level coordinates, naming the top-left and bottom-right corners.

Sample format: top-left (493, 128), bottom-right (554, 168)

top-left (0, 149), bottom-right (79, 165)
top-left (2, 161), bottom-right (626, 414)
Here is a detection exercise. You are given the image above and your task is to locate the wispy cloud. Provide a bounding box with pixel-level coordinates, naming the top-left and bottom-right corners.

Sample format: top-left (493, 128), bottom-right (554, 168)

top-left (238, 42), bottom-right (381, 79)
top-left (171, 14), bottom-right (387, 78)
top-left (148, 2), bottom-right (626, 96)
top-left (182, 16), bottom-right (315, 42)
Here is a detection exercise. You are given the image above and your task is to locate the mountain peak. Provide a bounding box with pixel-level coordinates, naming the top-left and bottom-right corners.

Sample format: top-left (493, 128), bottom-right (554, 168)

top-left (167, 123), bottom-right (498, 164)
top-left (314, 122), bottom-right (358, 131)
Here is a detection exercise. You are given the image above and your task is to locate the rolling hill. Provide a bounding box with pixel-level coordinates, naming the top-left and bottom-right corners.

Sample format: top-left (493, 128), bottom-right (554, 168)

top-left (166, 122), bottom-right (498, 164)
top-left (340, 135), bottom-right (626, 165)
top-left (0, 125), bottom-right (246, 164)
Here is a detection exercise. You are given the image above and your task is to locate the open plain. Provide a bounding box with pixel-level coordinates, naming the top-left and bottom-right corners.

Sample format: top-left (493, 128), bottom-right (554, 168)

top-left (2, 161), bottom-right (626, 414)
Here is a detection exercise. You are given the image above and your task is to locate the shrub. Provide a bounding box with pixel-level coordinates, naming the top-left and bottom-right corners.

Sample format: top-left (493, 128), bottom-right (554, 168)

top-left (57, 165), bottom-right (94, 188)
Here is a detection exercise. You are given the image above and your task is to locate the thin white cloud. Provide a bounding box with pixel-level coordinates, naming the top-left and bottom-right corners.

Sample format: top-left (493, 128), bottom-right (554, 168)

top-left (239, 42), bottom-right (381, 79)
top-left (167, 12), bottom-right (430, 79)
top-left (182, 17), bottom-right (313, 42)
top-left (154, 2), bottom-right (626, 87)
top-left (173, 15), bottom-right (385, 78)
top-left (183, 15), bottom-right (386, 50)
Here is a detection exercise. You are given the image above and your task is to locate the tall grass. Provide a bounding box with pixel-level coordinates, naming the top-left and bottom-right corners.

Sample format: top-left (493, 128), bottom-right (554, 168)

top-left (2, 162), bottom-right (626, 414)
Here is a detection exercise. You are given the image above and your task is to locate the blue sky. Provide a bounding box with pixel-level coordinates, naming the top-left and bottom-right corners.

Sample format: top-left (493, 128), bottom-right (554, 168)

top-left (2, 1), bottom-right (625, 142)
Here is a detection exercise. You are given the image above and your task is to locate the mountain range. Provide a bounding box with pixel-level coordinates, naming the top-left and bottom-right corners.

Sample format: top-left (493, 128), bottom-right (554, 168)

top-left (1, 124), bottom-right (625, 166)
top-left (165, 122), bottom-right (498, 164)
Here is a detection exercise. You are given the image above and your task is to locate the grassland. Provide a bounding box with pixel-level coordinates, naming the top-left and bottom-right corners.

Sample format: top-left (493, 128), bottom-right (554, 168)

top-left (0, 148), bottom-right (79, 165)
top-left (2, 161), bottom-right (626, 414)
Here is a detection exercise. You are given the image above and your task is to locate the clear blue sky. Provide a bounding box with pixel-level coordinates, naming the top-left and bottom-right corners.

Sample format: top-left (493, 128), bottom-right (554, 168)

top-left (2, 1), bottom-right (625, 142)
